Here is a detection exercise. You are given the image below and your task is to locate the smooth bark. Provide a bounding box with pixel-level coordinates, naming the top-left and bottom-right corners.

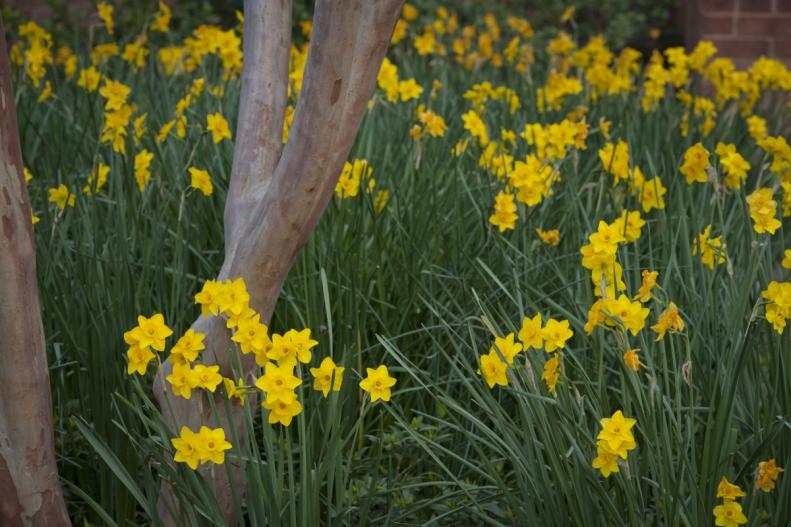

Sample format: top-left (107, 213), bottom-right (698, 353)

top-left (0, 18), bottom-right (72, 527)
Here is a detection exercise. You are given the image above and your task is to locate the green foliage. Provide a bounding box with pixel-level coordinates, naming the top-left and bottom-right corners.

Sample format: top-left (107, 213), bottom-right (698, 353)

top-left (406, 0), bottom-right (681, 49)
top-left (532, 0), bottom-right (680, 48)
top-left (7, 2), bottom-right (790, 526)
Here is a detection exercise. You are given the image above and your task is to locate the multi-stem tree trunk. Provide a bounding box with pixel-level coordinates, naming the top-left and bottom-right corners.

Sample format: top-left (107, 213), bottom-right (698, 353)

top-left (153, 0), bottom-right (403, 523)
top-left (0, 19), bottom-right (72, 527)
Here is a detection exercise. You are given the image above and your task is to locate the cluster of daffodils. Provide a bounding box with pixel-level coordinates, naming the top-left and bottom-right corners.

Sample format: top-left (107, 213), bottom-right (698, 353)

top-left (376, 57), bottom-right (425, 103)
top-left (464, 30), bottom-right (791, 235)
top-left (478, 314), bottom-right (573, 395)
top-left (333, 158), bottom-right (390, 214)
top-left (16, 1), bottom-right (791, 517)
top-left (579, 220), bottom-right (656, 356)
top-left (413, 21), bottom-right (791, 261)
top-left (761, 281), bottom-right (791, 334)
top-left (705, 117), bottom-right (791, 261)
top-left (171, 425), bottom-right (232, 470)
top-left (124, 314), bottom-right (174, 375)
top-left (715, 143), bottom-right (750, 190)
top-left (124, 277), bottom-right (397, 469)
top-left (97, 78), bottom-right (137, 154)
top-left (639, 40), bottom-right (789, 124)
top-left (14, 5), bottom-right (236, 220)
top-left (714, 477), bottom-right (748, 526)
top-left (390, 6), bottom-right (536, 74)
top-left (677, 89), bottom-right (717, 137)
top-left (489, 192), bottom-right (518, 232)
top-left (537, 70), bottom-right (583, 111)
top-left (41, 77), bottom-right (225, 209)
top-left (535, 227), bottom-right (560, 246)
top-left (335, 159), bottom-right (372, 199)
top-left (694, 225), bottom-right (727, 269)
top-left (411, 103), bottom-right (448, 141)
top-left (468, 110), bottom-right (587, 232)
top-left (580, 215), bottom-right (644, 299)
top-left (599, 141), bottom-right (666, 213)
top-left (156, 78), bottom-right (206, 144)
top-left (712, 460), bottom-right (784, 526)
top-left (584, 265), bottom-right (687, 371)
top-left (192, 277), bottom-right (319, 427)
top-left (18, 0), bottom-right (791, 239)
top-left (585, 293), bottom-right (650, 336)
top-left (591, 410), bottom-right (637, 478)
top-left (10, 21), bottom-right (56, 88)
top-left (256, 363), bottom-right (304, 427)
top-left (672, 127), bottom-right (787, 270)
top-left (746, 188), bottom-right (782, 235)
top-left (756, 459), bottom-right (784, 492)
top-left (680, 142), bottom-right (711, 185)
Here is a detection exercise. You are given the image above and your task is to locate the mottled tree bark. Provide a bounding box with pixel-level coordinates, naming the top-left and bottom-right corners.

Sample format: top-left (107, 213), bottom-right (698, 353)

top-left (0, 18), bottom-right (72, 527)
top-left (153, 0), bottom-right (403, 523)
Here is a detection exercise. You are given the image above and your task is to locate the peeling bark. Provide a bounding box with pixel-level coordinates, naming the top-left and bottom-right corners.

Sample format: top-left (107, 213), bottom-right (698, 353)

top-left (0, 18), bottom-right (72, 527)
top-left (153, 0), bottom-right (403, 523)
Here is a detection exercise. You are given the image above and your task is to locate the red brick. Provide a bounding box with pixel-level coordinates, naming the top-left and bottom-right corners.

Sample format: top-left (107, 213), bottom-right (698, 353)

top-left (711, 38), bottom-right (770, 57)
top-left (775, 38), bottom-right (791, 57)
top-left (739, 0), bottom-right (772, 11)
top-left (701, 15), bottom-right (734, 33)
top-left (684, 2), bottom-right (704, 45)
top-left (737, 15), bottom-right (791, 35)
top-left (701, 0), bottom-right (736, 11)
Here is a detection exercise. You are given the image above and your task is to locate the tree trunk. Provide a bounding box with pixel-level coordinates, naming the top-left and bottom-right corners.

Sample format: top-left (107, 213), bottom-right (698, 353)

top-left (153, 0), bottom-right (403, 523)
top-left (0, 19), bottom-right (72, 527)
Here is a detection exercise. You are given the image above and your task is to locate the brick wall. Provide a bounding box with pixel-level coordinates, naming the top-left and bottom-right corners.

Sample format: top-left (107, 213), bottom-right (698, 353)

top-left (685, 0), bottom-right (791, 68)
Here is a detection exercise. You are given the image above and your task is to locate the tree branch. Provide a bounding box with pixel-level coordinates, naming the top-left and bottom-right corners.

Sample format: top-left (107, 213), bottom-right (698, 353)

top-left (154, 0), bottom-right (403, 522)
top-left (225, 0), bottom-right (292, 255)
